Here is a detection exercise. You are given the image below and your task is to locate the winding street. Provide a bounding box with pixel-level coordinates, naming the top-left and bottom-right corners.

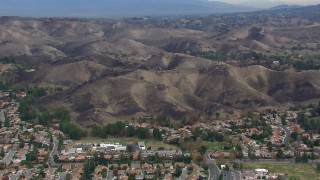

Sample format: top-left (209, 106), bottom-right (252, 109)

top-left (279, 125), bottom-right (295, 153)
top-left (48, 136), bottom-right (59, 167)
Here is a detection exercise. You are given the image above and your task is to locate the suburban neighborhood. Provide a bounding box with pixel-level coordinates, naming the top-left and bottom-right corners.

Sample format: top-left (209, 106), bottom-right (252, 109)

top-left (0, 86), bottom-right (320, 179)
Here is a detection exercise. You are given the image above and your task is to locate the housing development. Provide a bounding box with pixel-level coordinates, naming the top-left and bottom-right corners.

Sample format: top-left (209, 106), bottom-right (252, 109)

top-left (1, 88), bottom-right (320, 179)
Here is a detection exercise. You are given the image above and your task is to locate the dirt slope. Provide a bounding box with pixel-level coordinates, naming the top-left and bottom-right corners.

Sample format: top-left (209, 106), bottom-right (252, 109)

top-left (0, 16), bottom-right (319, 125)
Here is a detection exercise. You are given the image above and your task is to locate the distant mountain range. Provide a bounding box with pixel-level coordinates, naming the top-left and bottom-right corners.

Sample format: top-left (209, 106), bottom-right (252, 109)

top-left (270, 4), bottom-right (302, 10)
top-left (236, 0), bottom-right (283, 8)
top-left (0, 0), bottom-right (257, 17)
top-left (233, 0), bottom-right (317, 9)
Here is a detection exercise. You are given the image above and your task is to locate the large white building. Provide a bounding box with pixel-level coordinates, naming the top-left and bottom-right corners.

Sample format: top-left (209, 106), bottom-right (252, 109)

top-left (255, 169), bottom-right (268, 175)
top-left (98, 142), bottom-right (127, 151)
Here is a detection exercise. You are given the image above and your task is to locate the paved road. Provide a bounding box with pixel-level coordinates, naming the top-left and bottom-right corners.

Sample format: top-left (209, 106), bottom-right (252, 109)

top-left (234, 171), bottom-right (241, 180)
top-left (0, 110), bottom-right (5, 126)
top-left (206, 154), bottom-right (220, 180)
top-left (237, 159), bottom-right (294, 163)
top-left (107, 170), bottom-right (114, 180)
top-left (1, 145), bottom-right (17, 165)
top-left (178, 167), bottom-right (188, 180)
top-left (48, 136), bottom-right (59, 167)
top-left (279, 125), bottom-right (295, 153)
top-left (8, 174), bottom-right (19, 180)
top-left (224, 171), bottom-right (241, 180)
top-left (59, 172), bottom-right (67, 180)
top-left (224, 171), bottom-right (232, 180)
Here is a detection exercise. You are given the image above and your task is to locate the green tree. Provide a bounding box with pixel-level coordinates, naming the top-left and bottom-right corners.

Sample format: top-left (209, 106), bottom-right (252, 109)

top-left (0, 147), bottom-right (4, 158)
top-left (126, 126), bottom-right (136, 137)
top-left (4, 114), bottom-right (10, 127)
top-left (101, 169), bottom-right (107, 178)
top-left (290, 132), bottom-right (298, 141)
top-left (281, 114), bottom-right (287, 126)
top-left (309, 119), bottom-right (317, 131)
top-left (267, 142), bottom-right (273, 152)
top-left (248, 150), bottom-right (256, 160)
top-left (26, 149), bottom-right (38, 162)
top-left (199, 145), bottom-right (207, 155)
top-left (60, 120), bottom-right (87, 140)
top-left (316, 163), bottom-right (320, 172)
top-left (53, 108), bottom-right (70, 121)
top-left (91, 125), bottom-right (107, 138)
top-left (126, 145), bottom-right (134, 153)
top-left (276, 150), bottom-right (284, 160)
top-left (19, 142), bottom-right (24, 149)
top-left (174, 167), bottom-right (182, 177)
top-left (66, 173), bottom-right (71, 180)
top-left (297, 113), bottom-right (307, 128)
top-left (156, 115), bottom-right (171, 127)
top-left (105, 121), bottom-right (125, 136)
top-left (57, 134), bottom-right (63, 151)
top-left (301, 152), bottom-right (309, 163)
top-left (216, 112), bottom-right (220, 119)
top-left (38, 112), bottom-right (51, 126)
top-left (295, 152), bottom-right (301, 163)
top-left (28, 135), bottom-right (35, 146)
top-left (81, 160), bottom-right (96, 180)
top-left (218, 172), bottom-right (223, 180)
top-left (20, 109), bottom-right (37, 121)
top-left (233, 162), bottom-right (239, 169)
top-left (137, 127), bottom-right (150, 139)
top-left (153, 128), bottom-right (162, 140)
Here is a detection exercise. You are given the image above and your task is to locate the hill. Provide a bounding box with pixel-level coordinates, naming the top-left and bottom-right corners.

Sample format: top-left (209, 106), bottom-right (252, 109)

top-left (1, 6), bottom-right (320, 125)
top-left (270, 4), bottom-right (302, 10)
top-left (31, 59), bottom-right (320, 127)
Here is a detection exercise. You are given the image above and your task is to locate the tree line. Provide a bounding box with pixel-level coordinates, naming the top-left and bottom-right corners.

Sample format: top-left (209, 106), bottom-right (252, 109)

top-left (18, 89), bottom-right (87, 140)
top-left (38, 108), bottom-right (87, 140)
top-left (191, 128), bottom-right (224, 142)
top-left (190, 50), bottom-right (320, 71)
top-left (91, 121), bottom-right (163, 140)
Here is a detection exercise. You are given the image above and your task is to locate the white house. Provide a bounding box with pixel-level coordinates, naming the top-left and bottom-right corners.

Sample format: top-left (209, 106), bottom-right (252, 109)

top-left (255, 169), bottom-right (268, 175)
top-left (138, 142), bottom-right (146, 150)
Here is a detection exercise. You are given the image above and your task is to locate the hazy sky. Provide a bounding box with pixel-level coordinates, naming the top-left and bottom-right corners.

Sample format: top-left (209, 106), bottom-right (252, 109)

top-left (0, 0), bottom-right (319, 17)
top-left (215, 0), bottom-right (320, 5)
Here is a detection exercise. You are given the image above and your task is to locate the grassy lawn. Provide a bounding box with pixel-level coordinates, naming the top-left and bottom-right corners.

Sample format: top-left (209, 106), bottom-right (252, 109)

top-left (243, 162), bottom-right (320, 180)
top-left (74, 137), bottom-right (179, 150)
top-left (144, 139), bottom-right (179, 150)
top-left (203, 141), bottom-right (228, 151)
